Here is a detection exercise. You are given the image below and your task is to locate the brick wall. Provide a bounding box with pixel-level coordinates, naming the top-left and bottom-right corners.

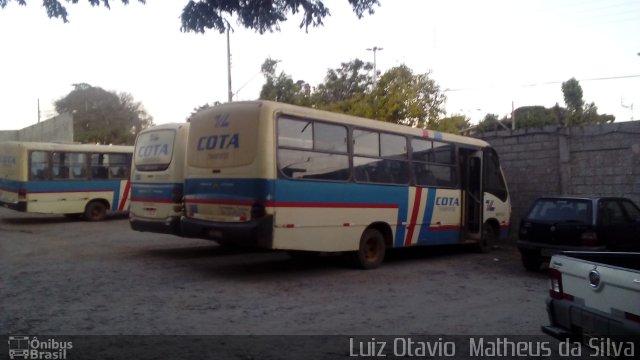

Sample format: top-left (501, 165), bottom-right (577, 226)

top-left (477, 121), bottom-right (640, 239)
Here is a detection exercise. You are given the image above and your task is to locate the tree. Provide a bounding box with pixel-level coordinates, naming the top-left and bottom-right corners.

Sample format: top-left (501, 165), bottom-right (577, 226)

top-left (187, 101), bottom-right (221, 121)
top-left (54, 83), bottom-right (153, 145)
top-left (259, 58), bottom-right (311, 106)
top-left (477, 113), bottom-right (510, 132)
top-left (561, 78), bottom-right (615, 126)
top-left (433, 115), bottom-right (470, 134)
top-left (561, 77), bottom-right (584, 115)
top-left (257, 60), bottom-right (448, 129)
top-left (1, 0), bottom-right (380, 33)
top-left (312, 59), bottom-right (372, 105)
top-left (373, 65), bottom-right (446, 128)
top-left (310, 58), bottom-right (374, 116)
top-left (512, 106), bottom-right (561, 129)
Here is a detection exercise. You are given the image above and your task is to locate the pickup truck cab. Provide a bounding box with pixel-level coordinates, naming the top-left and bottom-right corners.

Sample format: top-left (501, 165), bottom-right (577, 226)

top-left (543, 251), bottom-right (640, 348)
top-left (517, 196), bottom-right (640, 271)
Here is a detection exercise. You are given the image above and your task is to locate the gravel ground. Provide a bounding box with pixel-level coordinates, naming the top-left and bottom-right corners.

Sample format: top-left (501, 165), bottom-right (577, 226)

top-left (0, 206), bottom-right (552, 337)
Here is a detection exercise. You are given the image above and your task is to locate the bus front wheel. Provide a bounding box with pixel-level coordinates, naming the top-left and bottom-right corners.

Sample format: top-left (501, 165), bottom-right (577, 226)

top-left (352, 228), bottom-right (386, 270)
top-left (84, 201), bottom-right (107, 222)
top-left (476, 223), bottom-right (497, 253)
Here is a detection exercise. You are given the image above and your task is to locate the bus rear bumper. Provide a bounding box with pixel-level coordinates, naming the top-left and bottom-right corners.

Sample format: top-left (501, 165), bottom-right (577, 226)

top-left (129, 215), bottom-right (181, 235)
top-left (180, 215), bottom-right (273, 248)
top-left (0, 200), bottom-right (26, 212)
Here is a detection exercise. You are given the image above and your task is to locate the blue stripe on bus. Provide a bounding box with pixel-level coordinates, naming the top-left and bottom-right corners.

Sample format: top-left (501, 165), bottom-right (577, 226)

top-left (0, 178), bottom-right (21, 192)
top-left (131, 183), bottom-right (183, 201)
top-left (112, 181), bottom-right (122, 211)
top-left (2, 180), bottom-right (125, 210)
top-left (184, 178), bottom-right (464, 247)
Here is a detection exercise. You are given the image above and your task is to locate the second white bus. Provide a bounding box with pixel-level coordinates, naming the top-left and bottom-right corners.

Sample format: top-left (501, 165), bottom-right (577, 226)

top-left (129, 123), bottom-right (189, 234)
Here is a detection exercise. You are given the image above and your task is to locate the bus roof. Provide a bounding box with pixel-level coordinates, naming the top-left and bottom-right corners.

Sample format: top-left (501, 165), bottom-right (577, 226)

top-left (0, 141), bottom-right (133, 153)
top-left (201, 100), bottom-right (490, 149)
top-left (138, 122), bottom-right (189, 133)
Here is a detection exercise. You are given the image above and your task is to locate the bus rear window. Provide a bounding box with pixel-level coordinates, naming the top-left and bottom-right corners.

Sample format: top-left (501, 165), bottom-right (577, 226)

top-left (135, 129), bottom-right (176, 171)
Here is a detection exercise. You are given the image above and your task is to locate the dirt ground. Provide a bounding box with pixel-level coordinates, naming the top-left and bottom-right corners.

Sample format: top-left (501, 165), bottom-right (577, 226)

top-left (1, 207), bottom-right (551, 336)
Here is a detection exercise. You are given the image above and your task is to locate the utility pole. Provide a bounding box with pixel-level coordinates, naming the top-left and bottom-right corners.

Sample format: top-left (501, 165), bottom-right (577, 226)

top-left (366, 46), bottom-right (383, 87)
top-left (512, 101), bottom-right (515, 130)
top-left (227, 26), bottom-right (233, 102)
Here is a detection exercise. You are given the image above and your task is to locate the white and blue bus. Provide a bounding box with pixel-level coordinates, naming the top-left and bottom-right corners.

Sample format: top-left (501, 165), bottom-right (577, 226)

top-left (129, 123), bottom-right (189, 234)
top-left (181, 101), bottom-right (511, 268)
top-left (0, 141), bottom-right (133, 221)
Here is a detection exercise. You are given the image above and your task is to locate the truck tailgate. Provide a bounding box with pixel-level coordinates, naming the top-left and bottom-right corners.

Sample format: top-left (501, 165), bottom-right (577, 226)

top-left (552, 255), bottom-right (640, 317)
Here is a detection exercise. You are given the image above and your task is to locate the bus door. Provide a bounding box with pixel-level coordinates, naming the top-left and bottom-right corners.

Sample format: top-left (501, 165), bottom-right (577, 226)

top-left (460, 148), bottom-right (483, 240)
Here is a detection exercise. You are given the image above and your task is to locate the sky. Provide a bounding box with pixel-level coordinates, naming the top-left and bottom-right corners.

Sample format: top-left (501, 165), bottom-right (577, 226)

top-left (1, 0), bottom-right (639, 131)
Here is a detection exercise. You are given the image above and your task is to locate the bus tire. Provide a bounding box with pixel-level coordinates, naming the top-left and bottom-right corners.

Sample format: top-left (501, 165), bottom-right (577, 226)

top-left (476, 223), bottom-right (496, 253)
top-left (84, 201), bottom-right (107, 222)
top-left (352, 228), bottom-right (386, 270)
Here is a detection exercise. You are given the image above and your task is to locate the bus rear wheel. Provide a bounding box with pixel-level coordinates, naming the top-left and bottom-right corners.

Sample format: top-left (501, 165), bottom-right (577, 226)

top-left (84, 201), bottom-right (107, 222)
top-left (352, 228), bottom-right (386, 270)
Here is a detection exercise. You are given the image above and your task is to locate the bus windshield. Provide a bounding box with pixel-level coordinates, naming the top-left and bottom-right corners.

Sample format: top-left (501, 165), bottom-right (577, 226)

top-left (134, 129), bottom-right (176, 171)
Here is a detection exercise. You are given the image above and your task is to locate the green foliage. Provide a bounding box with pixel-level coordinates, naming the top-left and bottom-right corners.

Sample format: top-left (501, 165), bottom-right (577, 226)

top-left (1, 0), bottom-right (379, 33)
top-left (0, 0), bottom-right (145, 23)
top-left (311, 58), bottom-right (373, 116)
top-left (373, 66), bottom-right (446, 128)
top-left (187, 101), bottom-right (221, 121)
top-left (181, 0), bottom-right (379, 33)
top-left (54, 83), bottom-right (153, 145)
top-left (561, 77), bottom-right (584, 114)
top-left (476, 113), bottom-right (510, 132)
top-left (259, 58), bottom-right (312, 106)
top-left (433, 115), bottom-right (470, 134)
top-left (513, 106), bottom-right (561, 128)
top-left (475, 78), bottom-right (615, 133)
top-left (258, 59), bottom-right (448, 131)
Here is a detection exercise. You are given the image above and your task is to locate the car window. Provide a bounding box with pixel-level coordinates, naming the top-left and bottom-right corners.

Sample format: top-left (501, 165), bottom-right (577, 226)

top-left (527, 199), bottom-right (591, 223)
top-left (599, 201), bottom-right (627, 226)
top-left (620, 200), bottom-right (640, 222)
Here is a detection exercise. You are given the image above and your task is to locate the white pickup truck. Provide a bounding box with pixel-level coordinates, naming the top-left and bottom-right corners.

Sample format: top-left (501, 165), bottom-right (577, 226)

top-left (542, 251), bottom-right (640, 349)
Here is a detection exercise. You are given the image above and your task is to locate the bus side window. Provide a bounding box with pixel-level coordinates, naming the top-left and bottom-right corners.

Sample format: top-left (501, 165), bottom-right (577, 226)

top-left (69, 153), bottom-right (88, 179)
top-left (30, 151), bottom-right (50, 181)
top-left (57, 166), bottom-right (70, 179)
top-left (107, 153), bottom-right (131, 179)
top-left (92, 167), bottom-right (108, 179)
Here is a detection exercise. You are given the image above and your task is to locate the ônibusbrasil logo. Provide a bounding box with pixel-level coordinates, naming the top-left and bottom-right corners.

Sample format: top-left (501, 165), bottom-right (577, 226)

top-left (8, 336), bottom-right (72, 360)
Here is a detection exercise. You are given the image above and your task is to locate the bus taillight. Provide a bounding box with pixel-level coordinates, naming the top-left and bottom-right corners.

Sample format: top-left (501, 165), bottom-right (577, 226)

top-left (172, 188), bottom-right (183, 203)
top-left (251, 202), bottom-right (266, 219)
top-left (18, 188), bottom-right (27, 199)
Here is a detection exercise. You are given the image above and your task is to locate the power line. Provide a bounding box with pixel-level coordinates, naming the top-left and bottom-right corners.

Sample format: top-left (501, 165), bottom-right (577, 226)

top-left (444, 74), bottom-right (640, 92)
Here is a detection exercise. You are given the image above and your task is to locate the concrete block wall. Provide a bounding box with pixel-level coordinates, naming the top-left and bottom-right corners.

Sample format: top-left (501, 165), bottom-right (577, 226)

top-left (0, 113), bottom-right (74, 143)
top-left (477, 121), bottom-right (640, 239)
